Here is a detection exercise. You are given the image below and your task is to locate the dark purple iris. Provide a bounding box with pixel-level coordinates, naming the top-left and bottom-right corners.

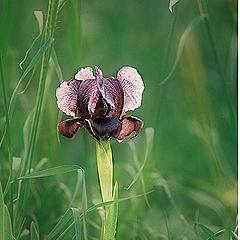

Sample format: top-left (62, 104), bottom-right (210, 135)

top-left (56, 66), bottom-right (144, 141)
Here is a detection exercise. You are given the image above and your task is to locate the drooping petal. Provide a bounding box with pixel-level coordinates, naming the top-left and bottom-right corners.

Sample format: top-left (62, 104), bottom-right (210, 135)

top-left (85, 118), bottom-right (122, 140)
top-left (117, 66), bottom-right (144, 112)
top-left (58, 119), bottom-right (83, 138)
top-left (56, 79), bottom-right (81, 117)
top-left (118, 115), bottom-right (143, 141)
top-left (75, 67), bottom-right (94, 81)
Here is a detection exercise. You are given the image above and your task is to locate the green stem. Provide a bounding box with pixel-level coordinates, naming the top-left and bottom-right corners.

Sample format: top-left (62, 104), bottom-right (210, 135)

top-left (96, 140), bottom-right (118, 240)
top-left (96, 140), bottom-right (113, 203)
top-left (13, 0), bottom-right (60, 236)
top-left (0, 56), bottom-right (13, 221)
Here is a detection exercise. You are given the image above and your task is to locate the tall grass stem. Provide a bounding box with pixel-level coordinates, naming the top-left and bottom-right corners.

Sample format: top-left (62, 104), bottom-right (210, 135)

top-left (0, 56), bottom-right (13, 220)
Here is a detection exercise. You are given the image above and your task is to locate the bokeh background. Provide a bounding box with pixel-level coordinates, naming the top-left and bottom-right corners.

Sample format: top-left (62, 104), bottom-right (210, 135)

top-left (0, 0), bottom-right (237, 239)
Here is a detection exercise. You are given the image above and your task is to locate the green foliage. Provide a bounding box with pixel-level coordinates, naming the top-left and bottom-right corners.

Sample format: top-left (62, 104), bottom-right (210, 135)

top-left (0, 182), bottom-right (14, 240)
top-left (0, 0), bottom-right (237, 239)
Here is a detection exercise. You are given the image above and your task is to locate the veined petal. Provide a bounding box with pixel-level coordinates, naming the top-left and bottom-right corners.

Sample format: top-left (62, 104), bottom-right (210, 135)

top-left (75, 67), bottom-right (94, 80)
top-left (56, 79), bottom-right (81, 117)
top-left (118, 115), bottom-right (143, 141)
top-left (58, 119), bottom-right (83, 138)
top-left (117, 66), bottom-right (144, 112)
top-left (95, 66), bottom-right (124, 118)
top-left (78, 79), bottom-right (99, 119)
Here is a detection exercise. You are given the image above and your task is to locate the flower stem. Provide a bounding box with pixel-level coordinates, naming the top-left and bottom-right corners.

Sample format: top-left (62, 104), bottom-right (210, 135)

top-left (96, 140), bottom-right (118, 240)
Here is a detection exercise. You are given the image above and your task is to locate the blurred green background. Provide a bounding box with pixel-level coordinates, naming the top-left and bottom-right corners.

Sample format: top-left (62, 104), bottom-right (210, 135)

top-left (0, 0), bottom-right (237, 239)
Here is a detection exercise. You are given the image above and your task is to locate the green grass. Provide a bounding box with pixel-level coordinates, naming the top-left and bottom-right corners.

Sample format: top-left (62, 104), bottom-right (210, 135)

top-left (0, 0), bottom-right (237, 239)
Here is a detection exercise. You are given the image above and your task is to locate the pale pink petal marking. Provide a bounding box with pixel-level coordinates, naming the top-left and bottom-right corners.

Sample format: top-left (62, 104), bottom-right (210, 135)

top-left (56, 80), bottom-right (81, 117)
top-left (75, 67), bottom-right (94, 81)
top-left (117, 66), bottom-right (144, 112)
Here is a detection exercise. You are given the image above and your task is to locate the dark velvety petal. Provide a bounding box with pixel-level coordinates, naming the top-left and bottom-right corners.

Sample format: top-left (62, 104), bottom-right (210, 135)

top-left (58, 119), bottom-right (83, 138)
top-left (117, 115), bottom-right (143, 141)
top-left (77, 79), bottom-right (99, 119)
top-left (95, 66), bottom-right (124, 118)
top-left (56, 79), bottom-right (81, 117)
top-left (117, 67), bottom-right (144, 112)
top-left (84, 118), bottom-right (122, 140)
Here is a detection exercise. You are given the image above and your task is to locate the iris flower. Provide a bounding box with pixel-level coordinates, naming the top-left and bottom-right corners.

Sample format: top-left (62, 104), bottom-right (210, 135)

top-left (56, 66), bottom-right (144, 141)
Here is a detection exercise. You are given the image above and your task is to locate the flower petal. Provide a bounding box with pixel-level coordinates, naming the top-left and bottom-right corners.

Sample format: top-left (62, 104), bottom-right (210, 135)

top-left (118, 115), bottom-right (143, 141)
top-left (95, 66), bottom-right (124, 118)
top-left (85, 118), bottom-right (122, 140)
top-left (58, 119), bottom-right (83, 138)
top-left (117, 66), bottom-right (144, 112)
top-left (75, 67), bottom-right (94, 81)
top-left (78, 79), bottom-right (99, 118)
top-left (56, 79), bottom-right (81, 117)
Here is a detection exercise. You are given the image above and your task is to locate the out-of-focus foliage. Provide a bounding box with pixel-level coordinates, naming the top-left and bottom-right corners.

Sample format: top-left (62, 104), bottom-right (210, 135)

top-left (0, 0), bottom-right (237, 239)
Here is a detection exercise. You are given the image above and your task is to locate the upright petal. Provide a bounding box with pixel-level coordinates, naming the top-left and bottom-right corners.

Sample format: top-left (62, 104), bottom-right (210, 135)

top-left (78, 79), bottom-right (99, 119)
top-left (75, 67), bottom-right (94, 81)
top-left (56, 79), bottom-right (81, 117)
top-left (118, 115), bottom-right (143, 141)
top-left (58, 119), bottom-right (83, 138)
top-left (102, 78), bottom-right (124, 118)
top-left (117, 67), bottom-right (144, 112)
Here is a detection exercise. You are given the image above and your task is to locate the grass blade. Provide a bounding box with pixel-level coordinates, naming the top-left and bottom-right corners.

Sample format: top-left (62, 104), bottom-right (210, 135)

top-left (0, 182), bottom-right (14, 240)
top-left (159, 16), bottom-right (203, 86)
top-left (17, 165), bottom-right (83, 180)
top-left (169, 0), bottom-right (180, 12)
top-left (128, 141), bottom-right (150, 207)
top-left (19, 11), bottom-right (43, 69)
top-left (71, 208), bottom-right (81, 240)
top-left (46, 209), bottom-right (73, 240)
top-left (81, 171), bottom-right (88, 240)
top-left (30, 221), bottom-right (39, 240)
top-left (0, 56), bottom-right (13, 219)
top-left (52, 47), bottom-right (64, 82)
top-left (126, 128), bottom-right (154, 190)
top-left (195, 223), bottom-right (218, 240)
top-left (9, 38), bottom-right (54, 122)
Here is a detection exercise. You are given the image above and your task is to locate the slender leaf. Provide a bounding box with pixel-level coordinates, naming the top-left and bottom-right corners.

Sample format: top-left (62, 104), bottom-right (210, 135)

top-left (0, 56), bottom-right (13, 217)
top-left (17, 165), bottom-right (83, 180)
top-left (72, 208), bottom-right (81, 240)
top-left (159, 16), bottom-right (203, 86)
top-left (19, 11), bottom-right (43, 69)
top-left (46, 209), bottom-right (73, 240)
top-left (81, 172), bottom-right (88, 240)
top-left (0, 182), bottom-right (14, 240)
top-left (52, 47), bottom-right (64, 82)
top-left (196, 223), bottom-right (218, 240)
top-left (127, 128), bottom-right (154, 189)
top-left (9, 38), bottom-right (54, 121)
top-left (30, 221), bottom-right (39, 240)
top-left (169, 0), bottom-right (180, 12)
top-left (128, 141), bottom-right (150, 207)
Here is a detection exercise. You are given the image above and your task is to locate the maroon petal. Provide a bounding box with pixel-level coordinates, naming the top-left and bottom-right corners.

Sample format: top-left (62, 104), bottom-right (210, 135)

top-left (58, 119), bottom-right (83, 138)
top-left (85, 118), bottom-right (122, 140)
top-left (95, 66), bottom-right (124, 118)
top-left (56, 79), bottom-right (81, 117)
top-left (118, 115), bottom-right (143, 141)
top-left (78, 79), bottom-right (99, 119)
